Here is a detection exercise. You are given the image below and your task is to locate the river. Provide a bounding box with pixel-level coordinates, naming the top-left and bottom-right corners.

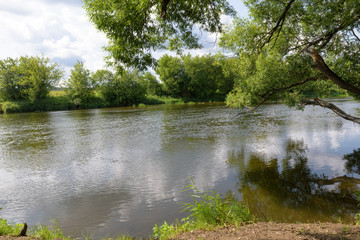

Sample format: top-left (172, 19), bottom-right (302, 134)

top-left (0, 100), bottom-right (359, 238)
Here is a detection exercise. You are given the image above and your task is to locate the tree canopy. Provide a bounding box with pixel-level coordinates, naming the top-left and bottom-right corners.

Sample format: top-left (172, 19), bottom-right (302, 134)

top-left (83, 0), bottom-right (235, 70)
top-left (220, 0), bottom-right (360, 122)
top-left (84, 0), bottom-right (360, 123)
top-left (0, 56), bottom-right (63, 102)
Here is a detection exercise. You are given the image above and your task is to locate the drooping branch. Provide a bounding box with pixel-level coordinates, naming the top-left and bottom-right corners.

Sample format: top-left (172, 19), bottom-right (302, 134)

top-left (304, 48), bottom-right (360, 95)
top-left (301, 98), bottom-right (360, 124)
top-left (260, 0), bottom-right (296, 49)
top-left (238, 77), bottom-right (320, 114)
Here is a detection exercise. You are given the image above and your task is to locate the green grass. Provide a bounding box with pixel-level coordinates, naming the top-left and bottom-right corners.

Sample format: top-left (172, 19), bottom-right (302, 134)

top-left (356, 191), bottom-right (360, 225)
top-left (0, 218), bottom-right (23, 236)
top-left (49, 90), bottom-right (66, 97)
top-left (152, 178), bottom-right (254, 239)
top-left (31, 220), bottom-right (71, 240)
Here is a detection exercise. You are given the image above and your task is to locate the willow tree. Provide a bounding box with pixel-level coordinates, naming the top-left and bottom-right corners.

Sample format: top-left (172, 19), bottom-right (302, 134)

top-left (83, 0), bottom-right (360, 123)
top-left (220, 0), bottom-right (360, 123)
top-left (83, 0), bottom-right (235, 71)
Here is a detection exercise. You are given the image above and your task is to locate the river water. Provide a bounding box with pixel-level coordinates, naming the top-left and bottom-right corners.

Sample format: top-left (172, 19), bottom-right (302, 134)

top-left (0, 100), bottom-right (359, 238)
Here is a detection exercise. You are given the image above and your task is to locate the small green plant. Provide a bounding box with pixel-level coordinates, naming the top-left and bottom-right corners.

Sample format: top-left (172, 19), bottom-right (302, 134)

top-left (31, 219), bottom-right (71, 240)
top-left (181, 178), bottom-right (254, 228)
top-left (355, 191), bottom-right (360, 225)
top-left (0, 219), bottom-right (23, 236)
top-left (153, 178), bottom-right (254, 239)
top-left (138, 103), bottom-right (146, 108)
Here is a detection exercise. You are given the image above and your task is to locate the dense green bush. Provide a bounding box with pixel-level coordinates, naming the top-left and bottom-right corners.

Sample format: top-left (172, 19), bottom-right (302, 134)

top-left (0, 56), bottom-right (63, 102)
top-left (65, 61), bottom-right (94, 107)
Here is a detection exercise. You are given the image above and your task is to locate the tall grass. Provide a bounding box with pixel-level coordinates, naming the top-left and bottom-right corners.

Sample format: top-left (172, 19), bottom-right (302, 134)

top-left (31, 220), bottom-right (71, 240)
top-left (152, 178), bottom-right (254, 239)
top-left (356, 191), bottom-right (360, 225)
top-left (0, 219), bottom-right (23, 236)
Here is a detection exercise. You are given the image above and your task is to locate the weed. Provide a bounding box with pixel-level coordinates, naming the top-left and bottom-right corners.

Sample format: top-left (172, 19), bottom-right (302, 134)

top-left (0, 219), bottom-right (23, 236)
top-left (356, 191), bottom-right (360, 225)
top-left (31, 219), bottom-right (71, 240)
top-left (153, 178), bottom-right (254, 239)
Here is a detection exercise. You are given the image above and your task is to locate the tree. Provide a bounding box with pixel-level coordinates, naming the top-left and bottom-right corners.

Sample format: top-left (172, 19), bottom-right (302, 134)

top-left (83, 0), bottom-right (235, 70)
top-left (98, 70), bottom-right (146, 106)
top-left (156, 54), bottom-right (190, 97)
top-left (0, 56), bottom-right (63, 102)
top-left (220, 0), bottom-right (360, 123)
top-left (84, 0), bottom-right (360, 123)
top-left (139, 72), bottom-right (164, 96)
top-left (183, 54), bottom-right (233, 99)
top-left (65, 61), bottom-right (94, 106)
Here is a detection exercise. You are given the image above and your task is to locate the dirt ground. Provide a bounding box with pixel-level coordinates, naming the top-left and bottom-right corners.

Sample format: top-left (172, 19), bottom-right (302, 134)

top-left (171, 222), bottom-right (360, 240)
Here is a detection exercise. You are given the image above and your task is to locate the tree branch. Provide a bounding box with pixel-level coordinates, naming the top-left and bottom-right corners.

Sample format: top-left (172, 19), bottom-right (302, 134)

top-left (352, 29), bottom-right (360, 41)
top-left (304, 48), bottom-right (360, 95)
top-left (161, 0), bottom-right (171, 20)
top-left (300, 98), bottom-right (360, 124)
top-left (260, 0), bottom-right (296, 49)
top-left (238, 77), bottom-right (320, 115)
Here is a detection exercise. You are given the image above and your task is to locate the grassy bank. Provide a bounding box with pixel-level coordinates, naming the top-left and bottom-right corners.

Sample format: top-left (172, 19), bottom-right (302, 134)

top-left (1, 189), bottom-right (359, 240)
top-left (0, 92), bottom-right (223, 114)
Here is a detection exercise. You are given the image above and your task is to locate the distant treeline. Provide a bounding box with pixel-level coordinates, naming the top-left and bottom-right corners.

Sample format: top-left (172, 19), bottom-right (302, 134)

top-left (0, 54), bottom-right (237, 113)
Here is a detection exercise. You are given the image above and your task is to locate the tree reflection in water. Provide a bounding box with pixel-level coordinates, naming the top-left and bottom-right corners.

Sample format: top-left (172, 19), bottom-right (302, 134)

top-left (228, 139), bottom-right (359, 223)
top-left (344, 148), bottom-right (360, 175)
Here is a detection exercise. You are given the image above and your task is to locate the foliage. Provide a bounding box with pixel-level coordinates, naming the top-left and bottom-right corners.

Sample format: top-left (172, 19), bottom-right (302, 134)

top-left (356, 192), bottom-right (360, 225)
top-left (98, 70), bottom-right (146, 106)
top-left (65, 61), bottom-right (94, 107)
top-left (156, 54), bottom-right (234, 99)
top-left (0, 56), bottom-right (63, 102)
top-left (153, 179), bottom-right (254, 239)
top-left (139, 72), bottom-right (164, 96)
top-left (83, 0), bottom-right (235, 70)
top-left (156, 54), bottom-right (190, 97)
top-left (0, 219), bottom-right (23, 236)
top-left (31, 220), bottom-right (71, 240)
top-left (220, 0), bottom-right (360, 110)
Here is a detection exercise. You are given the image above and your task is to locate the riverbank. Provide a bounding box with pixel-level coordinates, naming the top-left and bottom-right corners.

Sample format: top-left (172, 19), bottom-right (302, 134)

top-left (0, 92), bottom-right (223, 114)
top-left (1, 222), bottom-right (360, 240)
top-left (170, 222), bottom-right (360, 240)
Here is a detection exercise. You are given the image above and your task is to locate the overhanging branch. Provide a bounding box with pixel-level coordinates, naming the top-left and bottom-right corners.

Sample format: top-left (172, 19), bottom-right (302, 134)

top-left (301, 98), bottom-right (360, 124)
top-left (238, 77), bottom-right (320, 115)
top-left (304, 48), bottom-right (360, 95)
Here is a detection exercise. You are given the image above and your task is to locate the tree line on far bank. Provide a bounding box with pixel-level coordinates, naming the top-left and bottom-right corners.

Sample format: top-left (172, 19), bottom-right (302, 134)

top-left (0, 54), bottom-right (236, 113)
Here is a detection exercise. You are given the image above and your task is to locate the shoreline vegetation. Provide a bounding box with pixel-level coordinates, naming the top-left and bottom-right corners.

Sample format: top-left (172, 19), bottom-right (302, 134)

top-left (0, 90), bottom-right (224, 114)
top-left (1, 183), bottom-right (359, 240)
top-left (0, 90), bottom-right (349, 115)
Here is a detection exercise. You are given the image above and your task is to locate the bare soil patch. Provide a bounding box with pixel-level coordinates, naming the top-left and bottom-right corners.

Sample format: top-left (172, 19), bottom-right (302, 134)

top-left (171, 222), bottom-right (360, 240)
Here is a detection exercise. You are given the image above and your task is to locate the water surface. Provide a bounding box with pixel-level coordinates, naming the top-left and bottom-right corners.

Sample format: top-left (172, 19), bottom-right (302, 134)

top-left (0, 101), bottom-right (359, 238)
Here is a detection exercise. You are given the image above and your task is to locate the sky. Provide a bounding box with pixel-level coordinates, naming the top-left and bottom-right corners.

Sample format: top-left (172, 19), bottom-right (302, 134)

top-left (0, 0), bottom-right (248, 79)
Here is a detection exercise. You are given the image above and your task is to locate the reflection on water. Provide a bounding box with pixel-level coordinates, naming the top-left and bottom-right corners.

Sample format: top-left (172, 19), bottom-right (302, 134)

top-left (0, 101), bottom-right (360, 238)
top-left (228, 139), bottom-right (359, 223)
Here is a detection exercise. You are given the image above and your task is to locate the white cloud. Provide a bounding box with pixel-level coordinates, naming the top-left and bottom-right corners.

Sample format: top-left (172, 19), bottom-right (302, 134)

top-left (0, 0), bottom-right (248, 80)
top-left (0, 0), bottom-right (108, 79)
